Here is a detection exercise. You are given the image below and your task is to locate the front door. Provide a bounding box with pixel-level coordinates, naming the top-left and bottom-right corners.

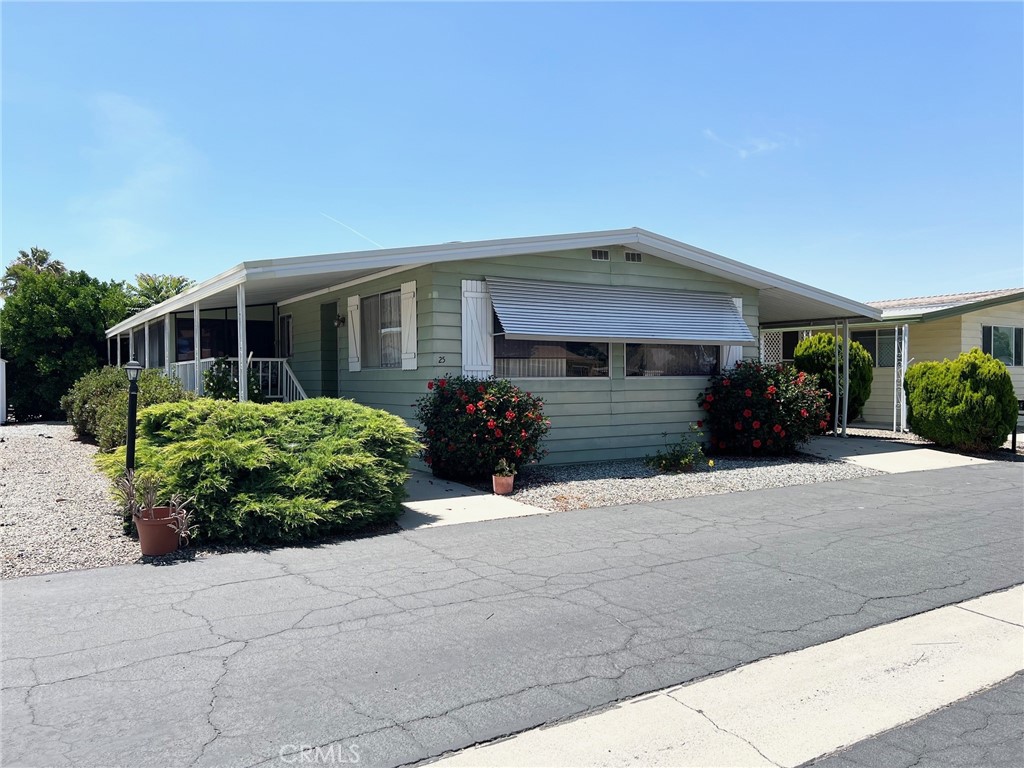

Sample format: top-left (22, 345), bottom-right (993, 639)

top-left (320, 302), bottom-right (339, 397)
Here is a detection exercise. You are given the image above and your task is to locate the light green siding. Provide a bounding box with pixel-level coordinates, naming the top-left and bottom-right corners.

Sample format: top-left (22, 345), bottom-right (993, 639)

top-left (282, 247), bottom-right (761, 465)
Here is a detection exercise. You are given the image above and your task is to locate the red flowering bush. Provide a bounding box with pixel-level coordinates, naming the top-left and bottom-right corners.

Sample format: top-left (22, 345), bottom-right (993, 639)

top-left (415, 374), bottom-right (551, 481)
top-left (697, 360), bottom-right (831, 455)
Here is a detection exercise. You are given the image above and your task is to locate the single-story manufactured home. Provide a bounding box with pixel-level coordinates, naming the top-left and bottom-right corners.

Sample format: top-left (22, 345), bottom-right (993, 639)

top-left (106, 228), bottom-right (881, 464)
top-left (760, 288), bottom-right (1024, 430)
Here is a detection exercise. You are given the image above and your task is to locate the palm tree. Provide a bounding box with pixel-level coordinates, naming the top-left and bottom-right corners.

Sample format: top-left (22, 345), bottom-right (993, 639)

top-left (1, 247), bottom-right (65, 296)
top-left (126, 273), bottom-right (195, 312)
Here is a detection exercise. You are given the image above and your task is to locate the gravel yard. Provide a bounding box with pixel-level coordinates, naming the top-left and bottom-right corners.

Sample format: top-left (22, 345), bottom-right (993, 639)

top-left (3, 420), bottom-right (1009, 579)
top-left (511, 455), bottom-right (882, 512)
top-left (1, 423), bottom-right (139, 579)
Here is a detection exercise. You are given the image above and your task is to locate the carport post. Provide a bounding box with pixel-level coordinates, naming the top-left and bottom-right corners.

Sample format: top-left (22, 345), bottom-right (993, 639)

top-left (236, 284), bottom-right (248, 402)
top-left (833, 319), bottom-right (840, 436)
top-left (842, 318), bottom-right (850, 436)
top-left (194, 303), bottom-right (203, 396)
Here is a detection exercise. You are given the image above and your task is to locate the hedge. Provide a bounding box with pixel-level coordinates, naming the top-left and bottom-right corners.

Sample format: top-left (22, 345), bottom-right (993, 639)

top-left (61, 366), bottom-right (194, 451)
top-left (905, 349), bottom-right (1018, 452)
top-left (98, 398), bottom-right (418, 544)
top-left (794, 333), bottom-right (873, 423)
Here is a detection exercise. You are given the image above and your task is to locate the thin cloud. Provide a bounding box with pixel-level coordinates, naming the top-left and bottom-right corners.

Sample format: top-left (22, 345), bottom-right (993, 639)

top-left (703, 129), bottom-right (786, 160)
top-left (69, 92), bottom-right (200, 265)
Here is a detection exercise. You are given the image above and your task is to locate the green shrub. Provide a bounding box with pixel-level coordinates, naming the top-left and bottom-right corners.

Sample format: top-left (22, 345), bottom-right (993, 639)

top-left (905, 349), bottom-right (1018, 452)
top-left (414, 374), bottom-right (550, 481)
top-left (698, 360), bottom-right (832, 455)
top-left (793, 333), bottom-right (874, 423)
top-left (645, 424), bottom-right (714, 472)
top-left (97, 398), bottom-right (418, 545)
top-left (61, 366), bottom-right (194, 451)
top-left (203, 357), bottom-right (265, 403)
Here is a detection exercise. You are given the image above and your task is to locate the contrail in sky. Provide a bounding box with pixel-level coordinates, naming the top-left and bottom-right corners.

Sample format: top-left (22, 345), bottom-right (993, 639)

top-left (320, 213), bottom-right (384, 248)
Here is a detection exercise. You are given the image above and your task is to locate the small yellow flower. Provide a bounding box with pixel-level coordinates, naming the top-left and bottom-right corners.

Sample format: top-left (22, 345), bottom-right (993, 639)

top-left (708, 460), bottom-right (715, 467)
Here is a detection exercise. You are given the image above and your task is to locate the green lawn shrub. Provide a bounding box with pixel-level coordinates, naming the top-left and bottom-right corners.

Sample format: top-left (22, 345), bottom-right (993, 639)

top-left (698, 360), bottom-right (832, 455)
top-left (98, 398), bottom-right (418, 545)
top-left (793, 333), bottom-right (874, 422)
top-left (905, 349), bottom-right (1018, 452)
top-left (414, 374), bottom-right (550, 481)
top-left (61, 366), bottom-right (194, 451)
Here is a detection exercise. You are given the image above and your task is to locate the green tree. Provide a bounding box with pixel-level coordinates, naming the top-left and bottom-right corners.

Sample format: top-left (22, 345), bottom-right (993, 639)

top-left (793, 332), bottom-right (874, 423)
top-left (0, 269), bottom-right (128, 420)
top-left (1, 247), bottom-right (66, 297)
top-left (126, 273), bottom-right (194, 313)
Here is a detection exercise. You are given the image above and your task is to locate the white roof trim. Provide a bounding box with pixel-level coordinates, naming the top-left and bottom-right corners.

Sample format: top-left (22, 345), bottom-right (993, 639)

top-left (106, 227), bottom-right (880, 336)
top-left (276, 263), bottom-right (426, 308)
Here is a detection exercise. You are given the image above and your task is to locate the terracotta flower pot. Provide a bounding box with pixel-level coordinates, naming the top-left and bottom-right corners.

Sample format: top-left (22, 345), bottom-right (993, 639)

top-left (492, 474), bottom-right (515, 495)
top-left (135, 507), bottom-right (180, 557)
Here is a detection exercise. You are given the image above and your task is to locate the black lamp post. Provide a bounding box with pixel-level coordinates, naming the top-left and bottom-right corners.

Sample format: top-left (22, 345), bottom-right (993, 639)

top-left (124, 359), bottom-right (143, 472)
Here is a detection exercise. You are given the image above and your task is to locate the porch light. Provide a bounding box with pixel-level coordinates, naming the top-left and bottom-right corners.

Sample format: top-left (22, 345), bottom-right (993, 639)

top-left (334, 314), bottom-right (345, 328)
top-left (123, 359), bottom-right (143, 471)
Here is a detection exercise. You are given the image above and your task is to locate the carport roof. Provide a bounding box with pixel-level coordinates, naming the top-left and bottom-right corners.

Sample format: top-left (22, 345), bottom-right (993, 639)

top-left (106, 228), bottom-right (881, 337)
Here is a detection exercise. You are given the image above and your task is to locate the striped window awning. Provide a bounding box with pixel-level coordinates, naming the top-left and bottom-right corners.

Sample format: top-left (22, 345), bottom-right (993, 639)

top-left (486, 278), bottom-right (755, 344)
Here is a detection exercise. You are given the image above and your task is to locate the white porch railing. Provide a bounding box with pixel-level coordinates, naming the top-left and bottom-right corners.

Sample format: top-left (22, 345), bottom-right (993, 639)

top-left (172, 357), bottom-right (307, 402)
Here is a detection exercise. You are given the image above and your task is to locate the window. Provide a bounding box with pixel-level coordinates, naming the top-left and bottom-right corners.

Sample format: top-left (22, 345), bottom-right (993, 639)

top-left (626, 344), bottom-right (720, 377)
top-left (624, 251), bottom-right (643, 263)
top-left (494, 337), bottom-right (608, 377)
top-left (983, 325), bottom-right (1024, 366)
top-left (781, 331), bottom-right (800, 362)
top-left (591, 249), bottom-right (610, 261)
top-left (492, 311), bottom-right (607, 377)
top-left (850, 329), bottom-right (896, 367)
top-left (361, 291), bottom-right (402, 368)
top-left (279, 314), bottom-right (293, 358)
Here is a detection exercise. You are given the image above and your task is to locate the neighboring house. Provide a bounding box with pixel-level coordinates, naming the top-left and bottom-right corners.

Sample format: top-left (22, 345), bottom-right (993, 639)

top-left (760, 288), bottom-right (1024, 430)
top-left (105, 228), bottom-right (879, 464)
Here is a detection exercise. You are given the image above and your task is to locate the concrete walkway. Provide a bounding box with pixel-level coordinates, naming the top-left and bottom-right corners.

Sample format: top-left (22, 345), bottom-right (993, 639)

top-left (432, 586), bottom-right (1023, 767)
top-left (801, 435), bottom-right (991, 473)
top-left (399, 469), bottom-right (550, 530)
top-left (2, 462), bottom-right (1021, 768)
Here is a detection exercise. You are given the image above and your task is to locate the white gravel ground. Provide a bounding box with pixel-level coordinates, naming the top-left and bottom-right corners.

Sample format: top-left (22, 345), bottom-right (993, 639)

top-left (511, 455), bottom-right (882, 512)
top-left (0, 423), bottom-right (139, 579)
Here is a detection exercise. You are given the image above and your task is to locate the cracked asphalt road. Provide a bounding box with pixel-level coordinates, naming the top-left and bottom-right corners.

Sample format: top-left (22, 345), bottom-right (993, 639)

top-left (2, 462), bottom-right (1022, 768)
top-left (811, 673), bottom-right (1024, 768)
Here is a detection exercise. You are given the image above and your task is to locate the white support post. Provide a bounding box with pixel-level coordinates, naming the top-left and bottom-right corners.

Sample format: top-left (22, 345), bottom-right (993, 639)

top-left (832, 319), bottom-right (839, 436)
top-left (128, 327), bottom-right (135, 361)
top-left (236, 284), bottom-right (248, 402)
top-left (841, 318), bottom-right (851, 436)
top-left (164, 315), bottom-right (173, 376)
top-left (107, 337), bottom-right (112, 366)
top-left (117, 333), bottom-right (122, 367)
top-left (194, 303), bottom-right (203, 396)
top-left (144, 322), bottom-right (150, 368)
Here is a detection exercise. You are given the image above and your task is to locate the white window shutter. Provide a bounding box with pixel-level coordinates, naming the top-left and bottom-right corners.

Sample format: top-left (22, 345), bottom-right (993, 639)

top-left (721, 297), bottom-right (744, 370)
top-left (347, 295), bottom-right (361, 371)
top-left (400, 280), bottom-right (418, 370)
top-left (461, 280), bottom-right (493, 377)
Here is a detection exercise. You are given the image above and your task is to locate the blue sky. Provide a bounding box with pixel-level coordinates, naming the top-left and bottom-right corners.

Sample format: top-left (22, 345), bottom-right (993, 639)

top-left (3, 2), bottom-right (1022, 302)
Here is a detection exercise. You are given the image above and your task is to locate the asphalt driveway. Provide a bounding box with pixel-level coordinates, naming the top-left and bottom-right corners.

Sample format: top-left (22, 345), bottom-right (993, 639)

top-left (2, 462), bottom-right (1022, 768)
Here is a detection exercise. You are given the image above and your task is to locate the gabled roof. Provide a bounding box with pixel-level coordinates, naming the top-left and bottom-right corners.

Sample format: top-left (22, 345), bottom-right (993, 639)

top-left (106, 227), bottom-right (881, 336)
top-left (867, 288), bottom-right (1024, 321)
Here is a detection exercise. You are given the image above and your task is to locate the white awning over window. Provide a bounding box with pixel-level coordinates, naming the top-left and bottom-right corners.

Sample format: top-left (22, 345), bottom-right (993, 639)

top-left (486, 278), bottom-right (755, 344)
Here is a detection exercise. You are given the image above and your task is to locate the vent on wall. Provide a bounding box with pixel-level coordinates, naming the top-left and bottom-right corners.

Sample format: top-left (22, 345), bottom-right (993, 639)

top-left (625, 251), bottom-right (643, 263)
top-left (591, 249), bottom-right (610, 261)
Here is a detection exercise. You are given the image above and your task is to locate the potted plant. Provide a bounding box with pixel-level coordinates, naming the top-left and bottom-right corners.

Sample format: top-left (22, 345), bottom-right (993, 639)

top-left (115, 471), bottom-right (197, 556)
top-left (492, 458), bottom-right (516, 496)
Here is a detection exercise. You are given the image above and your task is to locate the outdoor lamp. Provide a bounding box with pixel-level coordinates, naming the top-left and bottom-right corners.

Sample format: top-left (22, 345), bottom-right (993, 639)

top-left (124, 359), bottom-right (143, 384)
top-left (334, 314), bottom-right (345, 328)
top-left (124, 359), bottom-right (143, 472)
